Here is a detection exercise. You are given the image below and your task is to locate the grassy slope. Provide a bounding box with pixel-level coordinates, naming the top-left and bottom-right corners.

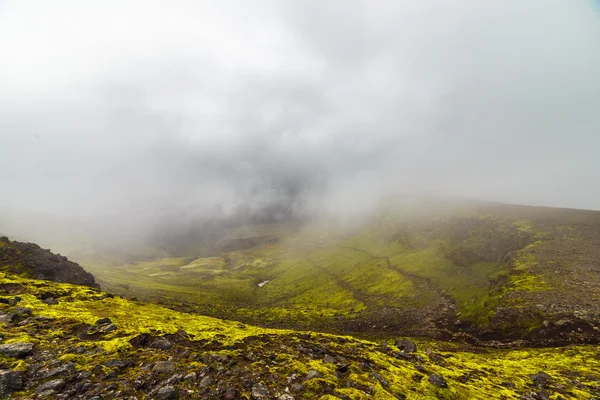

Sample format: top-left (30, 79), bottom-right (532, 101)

top-left (2, 271), bottom-right (600, 399)
top-left (82, 198), bottom-right (600, 340)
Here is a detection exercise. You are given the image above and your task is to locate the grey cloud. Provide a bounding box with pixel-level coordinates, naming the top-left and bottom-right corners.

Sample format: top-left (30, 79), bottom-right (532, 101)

top-left (1, 0), bottom-right (600, 246)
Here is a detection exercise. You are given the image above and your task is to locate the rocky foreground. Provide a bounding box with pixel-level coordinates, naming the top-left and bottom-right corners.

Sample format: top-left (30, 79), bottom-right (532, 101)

top-left (1, 270), bottom-right (600, 399)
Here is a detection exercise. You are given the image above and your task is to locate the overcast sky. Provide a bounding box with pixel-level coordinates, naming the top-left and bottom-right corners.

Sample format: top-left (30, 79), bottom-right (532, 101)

top-left (1, 0), bottom-right (600, 236)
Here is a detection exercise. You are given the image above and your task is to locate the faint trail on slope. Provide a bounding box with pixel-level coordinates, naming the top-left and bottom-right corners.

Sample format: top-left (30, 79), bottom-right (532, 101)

top-left (337, 245), bottom-right (457, 310)
top-left (304, 255), bottom-right (379, 311)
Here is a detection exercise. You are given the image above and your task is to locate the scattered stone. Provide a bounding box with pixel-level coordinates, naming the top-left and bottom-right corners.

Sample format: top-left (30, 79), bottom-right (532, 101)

top-left (183, 372), bottom-right (196, 382)
top-left (176, 328), bottom-right (189, 338)
top-left (0, 342), bottom-right (34, 358)
top-left (306, 370), bottom-right (322, 380)
top-left (129, 333), bottom-right (152, 348)
top-left (373, 372), bottom-right (389, 387)
top-left (155, 385), bottom-right (177, 400)
top-left (395, 339), bottom-right (417, 353)
top-left (165, 374), bottom-right (183, 385)
top-left (152, 361), bottom-right (175, 374)
top-left (428, 374), bottom-right (448, 388)
top-left (501, 381), bottom-right (516, 389)
top-left (278, 395), bottom-right (295, 400)
top-left (75, 371), bottom-right (91, 381)
top-left (36, 378), bottom-right (66, 393)
top-left (531, 372), bottom-right (552, 387)
top-left (100, 323), bottom-right (117, 333)
top-left (42, 297), bottom-right (59, 305)
top-left (0, 314), bottom-right (13, 323)
top-left (104, 359), bottom-right (134, 370)
top-left (426, 350), bottom-right (446, 365)
top-left (0, 369), bottom-right (24, 398)
top-left (251, 383), bottom-right (270, 399)
top-left (323, 354), bottom-right (336, 364)
top-left (150, 337), bottom-right (173, 350)
top-left (198, 376), bottom-right (213, 388)
top-left (12, 307), bottom-right (32, 316)
top-left (224, 388), bottom-right (240, 400)
top-left (96, 317), bottom-right (112, 325)
top-left (103, 371), bottom-right (117, 380)
top-left (35, 362), bottom-right (75, 379)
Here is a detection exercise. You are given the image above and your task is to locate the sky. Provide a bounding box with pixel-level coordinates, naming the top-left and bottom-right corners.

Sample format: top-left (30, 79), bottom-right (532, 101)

top-left (1, 0), bottom-right (600, 241)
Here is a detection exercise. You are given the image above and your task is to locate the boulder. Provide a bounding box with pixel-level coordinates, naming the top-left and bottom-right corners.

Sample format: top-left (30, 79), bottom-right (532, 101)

top-left (395, 339), bottom-right (417, 353)
top-left (0, 342), bottom-right (34, 358)
top-left (428, 374), bottom-right (448, 388)
top-left (154, 385), bottom-right (177, 400)
top-left (198, 376), bottom-right (213, 388)
top-left (150, 337), bottom-right (173, 350)
top-left (36, 378), bottom-right (66, 393)
top-left (152, 361), bottom-right (175, 374)
top-left (0, 369), bottom-right (24, 398)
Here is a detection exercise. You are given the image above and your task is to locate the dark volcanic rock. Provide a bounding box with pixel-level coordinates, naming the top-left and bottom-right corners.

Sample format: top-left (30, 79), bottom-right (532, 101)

top-left (531, 372), bottom-right (552, 387)
top-left (152, 361), bottom-right (175, 374)
top-left (0, 342), bottom-right (34, 358)
top-left (0, 236), bottom-right (99, 289)
top-left (155, 385), bottom-right (177, 399)
top-left (104, 359), bottom-right (134, 370)
top-left (0, 369), bottom-right (24, 397)
top-left (36, 378), bottom-right (66, 393)
top-left (224, 388), bottom-right (241, 399)
top-left (35, 362), bottom-right (75, 379)
top-left (150, 337), bottom-right (173, 350)
top-left (42, 297), bottom-right (59, 305)
top-left (428, 374), bottom-right (448, 388)
top-left (395, 339), bottom-right (417, 353)
top-left (198, 376), bottom-right (213, 388)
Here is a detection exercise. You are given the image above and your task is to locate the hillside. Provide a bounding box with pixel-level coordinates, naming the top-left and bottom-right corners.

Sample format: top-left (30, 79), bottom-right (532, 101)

top-left (0, 237), bottom-right (98, 290)
top-left (1, 266), bottom-right (600, 399)
top-left (81, 198), bottom-right (600, 345)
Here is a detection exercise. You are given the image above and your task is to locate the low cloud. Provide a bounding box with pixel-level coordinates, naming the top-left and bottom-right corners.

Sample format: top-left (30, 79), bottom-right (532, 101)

top-left (1, 0), bottom-right (600, 245)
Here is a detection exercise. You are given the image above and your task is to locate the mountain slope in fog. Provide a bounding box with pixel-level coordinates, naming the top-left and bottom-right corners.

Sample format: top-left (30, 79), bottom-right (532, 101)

top-left (83, 197), bottom-right (600, 344)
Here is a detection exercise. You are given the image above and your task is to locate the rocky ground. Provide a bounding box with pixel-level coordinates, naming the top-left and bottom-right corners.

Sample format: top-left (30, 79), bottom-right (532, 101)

top-left (1, 270), bottom-right (600, 399)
